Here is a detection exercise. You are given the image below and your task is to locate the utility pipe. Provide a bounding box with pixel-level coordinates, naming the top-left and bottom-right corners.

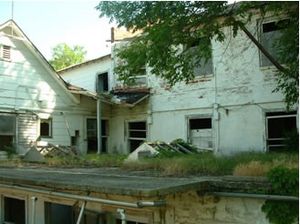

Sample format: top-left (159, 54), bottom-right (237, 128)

top-left (76, 201), bottom-right (87, 224)
top-left (0, 183), bottom-right (166, 208)
top-left (31, 196), bottom-right (37, 224)
top-left (211, 192), bottom-right (299, 201)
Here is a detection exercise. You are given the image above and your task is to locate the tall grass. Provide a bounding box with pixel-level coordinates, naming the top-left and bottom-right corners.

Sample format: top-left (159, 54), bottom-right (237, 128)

top-left (122, 151), bottom-right (298, 176)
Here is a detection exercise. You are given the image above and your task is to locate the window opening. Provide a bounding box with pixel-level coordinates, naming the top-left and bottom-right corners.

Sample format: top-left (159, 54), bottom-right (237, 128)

top-left (188, 117), bottom-right (213, 150)
top-left (101, 119), bottom-right (109, 153)
top-left (4, 197), bottom-right (26, 224)
top-left (0, 114), bottom-right (16, 150)
top-left (260, 19), bottom-right (289, 67)
top-left (45, 202), bottom-right (73, 224)
top-left (187, 38), bottom-right (213, 77)
top-left (40, 118), bottom-right (52, 138)
top-left (266, 111), bottom-right (297, 151)
top-left (127, 67), bottom-right (147, 87)
top-left (128, 121), bottom-right (147, 152)
top-left (97, 72), bottom-right (109, 93)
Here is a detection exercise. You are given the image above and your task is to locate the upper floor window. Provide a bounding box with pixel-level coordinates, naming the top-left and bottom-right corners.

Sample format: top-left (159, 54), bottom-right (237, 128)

top-left (186, 38), bottom-right (213, 77)
top-left (1, 45), bottom-right (11, 60)
top-left (128, 67), bottom-right (147, 87)
top-left (96, 72), bottom-right (109, 93)
top-left (259, 19), bottom-right (288, 67)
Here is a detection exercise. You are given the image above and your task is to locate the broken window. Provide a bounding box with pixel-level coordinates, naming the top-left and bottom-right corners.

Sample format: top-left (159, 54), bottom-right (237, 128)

top-left (188, 117), bottom-right (213, 150)
top-left (0, 114), bottom-right (16, 150)
top-left (186, 38), bottom-right (213, 77)
top-left (266, 111), bottom-right (297, 151)
top-left (4, 196), bottom-right (26, 224)
top-left (259, 19), bottom-right (289, 67)
top-left (96, 72), bottom-right (109, 93)
top-left (1, 45), bottom-right (11, 60)
top-left (128, 68), bottom-right (147, 86)
top-left (40, 118), bottom-right (52, 138)
top-left (128, 121), bottom-right (147, 152)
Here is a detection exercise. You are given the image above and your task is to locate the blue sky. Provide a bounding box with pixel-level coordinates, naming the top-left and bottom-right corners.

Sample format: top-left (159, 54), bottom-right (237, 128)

top-left (0, 0), bottom-right (114, 60)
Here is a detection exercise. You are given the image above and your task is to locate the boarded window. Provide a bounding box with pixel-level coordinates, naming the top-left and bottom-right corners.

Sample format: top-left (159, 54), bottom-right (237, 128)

top-left (40, 118), bottom-right (52, 138)
top-left (4, 197), bottom-right (26, 224)
top-left (0, 114), bottom-right (16, 150)
top-left (266, 111), bottom-right (297, 151)
top-left (96, 72), bottom-right (109, 93)
top-left (128, 121), bottom-right (147, 152)
top-left (260, 19), bottom-right (289, 67)
top-left (188, 117), bottom-right (213, 149)
top-left (2, 45), bottom-right (11, 60)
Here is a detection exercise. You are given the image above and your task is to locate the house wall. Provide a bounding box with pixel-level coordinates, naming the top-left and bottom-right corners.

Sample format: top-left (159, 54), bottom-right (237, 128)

top-left (0, 26), bottom-right (96, 154)
top-left (0, 187), bottom-right (271, 224)
top-left (109, 14), bottom-right (290, 154)
top-left (60, 57), bottom-right (112, 92)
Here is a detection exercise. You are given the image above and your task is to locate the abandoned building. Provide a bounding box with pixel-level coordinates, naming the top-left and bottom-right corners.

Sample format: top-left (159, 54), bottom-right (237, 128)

top-left (59, 14), bottom-right (298, 155)
top-left (0, 20), bottom-right (98, 154)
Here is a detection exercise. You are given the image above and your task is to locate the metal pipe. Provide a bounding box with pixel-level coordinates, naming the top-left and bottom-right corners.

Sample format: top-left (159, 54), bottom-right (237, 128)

top-left (0, 183), bottom-right (166, 208)
top-left (117, 208), bottom-right (126, 224)
top-left (76, 201), bottom-right (86, 224)
top-left (212, 192), bottom-right (299, 201)
top-left (31, 196), bottom-right (37, 224)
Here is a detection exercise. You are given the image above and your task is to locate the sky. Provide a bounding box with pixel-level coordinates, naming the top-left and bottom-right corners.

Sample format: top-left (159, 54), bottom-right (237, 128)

top-left (0, 0), bottom-right (115, 60)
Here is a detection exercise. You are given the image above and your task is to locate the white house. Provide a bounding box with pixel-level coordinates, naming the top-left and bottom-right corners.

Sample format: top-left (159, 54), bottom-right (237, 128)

top-left (59, 12), bottom-right (298, 155)
top-left (0, 20), bottom-right (98, 154)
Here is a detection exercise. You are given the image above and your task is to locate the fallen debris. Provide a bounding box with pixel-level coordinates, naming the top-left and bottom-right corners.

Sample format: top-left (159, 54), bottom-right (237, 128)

top-left (126, 139), bottom-right (211, 161)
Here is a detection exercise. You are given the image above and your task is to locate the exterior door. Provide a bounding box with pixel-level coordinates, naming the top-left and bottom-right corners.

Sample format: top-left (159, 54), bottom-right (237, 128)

top-left (86, 118), bottom-right (97, 153)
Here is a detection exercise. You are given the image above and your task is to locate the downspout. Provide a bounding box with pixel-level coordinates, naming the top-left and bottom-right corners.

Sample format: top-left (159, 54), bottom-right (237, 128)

top-left (97, 97), bottom-right (102, 154)
top-left (117, 208), bottom-right (126, 224)
top-left (76, 201), bottom-right (87, 224)
top-left (31, 196), bottom-right (37, 224)
top-left (213, 66), bottom-right (220, 153)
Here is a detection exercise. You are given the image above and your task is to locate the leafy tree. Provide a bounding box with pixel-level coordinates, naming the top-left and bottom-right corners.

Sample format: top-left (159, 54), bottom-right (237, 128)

top-left (97, 1), bottom-right (298, 109)
top-left (49, 43), bottom-right (86, 70)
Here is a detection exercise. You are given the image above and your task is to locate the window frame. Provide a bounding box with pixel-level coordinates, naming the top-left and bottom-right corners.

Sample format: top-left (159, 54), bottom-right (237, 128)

top-left (265, 111), bottom-right (297, 151)
top-left (96, 71), bottom-right (109, 93)
top-left (127, 120), bottom-right (147, 153)
top-left (186, 115), bottom-right (214, 150)
top-left (40, 118), bottom-right (53, 138)
top-left (1, 194), bottom-right (27, 224)
top-left (258, 17), bottom-right (289, 68)
top-left (185, 38), bottom-right (214, 78)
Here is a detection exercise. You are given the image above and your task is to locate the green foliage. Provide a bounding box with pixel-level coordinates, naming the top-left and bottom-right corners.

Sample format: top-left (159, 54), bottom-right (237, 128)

top-left (283, 130), bottom-right (299, 152)
top-left (262, 167), bottom-right (299, 224)
top-left (49, 43), bottom-right (86, 70)
top-left (97, 1), bottom-right (298, 108)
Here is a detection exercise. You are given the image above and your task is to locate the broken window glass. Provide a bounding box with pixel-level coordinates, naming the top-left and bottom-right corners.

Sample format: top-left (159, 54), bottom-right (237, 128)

top-left (188, 117), bottom-right (213, 150)
top-left (266, 111), bottom-right (297, 151)
top-left (259, 19), bottom-right (289, 67)
top-left (128, 121), bottom-right (147, 152)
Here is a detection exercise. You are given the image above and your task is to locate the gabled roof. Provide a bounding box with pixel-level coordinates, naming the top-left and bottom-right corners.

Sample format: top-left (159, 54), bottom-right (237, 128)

top-left (0, 20), bottom-right (80, 104)
top-left (58, 54), bottom-right (111, 74)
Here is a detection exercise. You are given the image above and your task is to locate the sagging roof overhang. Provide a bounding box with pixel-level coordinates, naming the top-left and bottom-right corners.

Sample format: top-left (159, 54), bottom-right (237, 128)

top-left (99, 87), bottom-right (151, 107)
